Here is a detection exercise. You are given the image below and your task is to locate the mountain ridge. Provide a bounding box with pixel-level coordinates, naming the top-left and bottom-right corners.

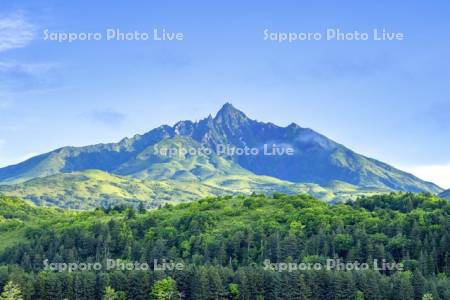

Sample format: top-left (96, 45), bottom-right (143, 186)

top-left (0, 103), bottom-right (442, 207)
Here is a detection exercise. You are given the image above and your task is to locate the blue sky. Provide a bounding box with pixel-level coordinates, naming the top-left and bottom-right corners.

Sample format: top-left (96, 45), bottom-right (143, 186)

top-left (0, 0), bottom-right (450, 188)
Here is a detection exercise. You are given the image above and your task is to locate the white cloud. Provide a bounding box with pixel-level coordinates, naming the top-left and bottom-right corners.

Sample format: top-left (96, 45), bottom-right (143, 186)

top-left (0, 61), bottom-right (56, 75)
top-left (0, 13), bottom-right (56, 92)
top-left (0, 12), bottom-right (36, 53)
top-left (0, 13), bottom-right (57, 93)
top-left (402, 163), bottom-right (450, 190)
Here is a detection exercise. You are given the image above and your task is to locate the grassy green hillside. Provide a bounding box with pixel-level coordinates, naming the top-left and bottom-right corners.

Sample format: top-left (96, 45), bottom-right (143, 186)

top-left (0, 169), bottom-right (389, 209)
top-left (0, 170), bottom-right (223, 209)
top-left (0, 195), bottom-right (62, 251)
top-left (114, 136), bottom-right (252, 180)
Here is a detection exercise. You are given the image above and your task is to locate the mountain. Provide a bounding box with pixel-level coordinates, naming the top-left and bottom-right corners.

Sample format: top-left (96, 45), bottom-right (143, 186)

top-left (0, 103), bottom-right (442, 208)
top-left (439, 189), bottom-right (450, 200)
top-left (168, 104), bottom-right (441, 193)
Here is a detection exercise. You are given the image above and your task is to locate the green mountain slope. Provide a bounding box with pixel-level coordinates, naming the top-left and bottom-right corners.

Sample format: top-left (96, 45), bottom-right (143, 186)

top-left (0, 170), bottom-right (224, 209)
top-left (0, 169), bottom-right (382, 209)
top-left (113, 136), bottom-right (253, 180)
top-left (0, 195), bottom-right (60, 251)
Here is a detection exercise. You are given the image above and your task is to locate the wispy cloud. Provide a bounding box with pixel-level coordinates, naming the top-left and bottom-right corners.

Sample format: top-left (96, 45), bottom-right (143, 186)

top-left (0, 12), bottom-right (60, 94)
top-left (0, 12), bottom-right (37, 53)
top-left (83, 109), bottom-right (127, 128)
top-left (0, 61), bottom-right (59, 90)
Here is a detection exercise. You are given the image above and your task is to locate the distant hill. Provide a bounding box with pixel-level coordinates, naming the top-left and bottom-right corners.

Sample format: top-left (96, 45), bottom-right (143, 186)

top-left (0, 169), bottom-right (384, 209)
top-left (439, 189), bottom-right (450, 200)
top-left (0, 103), bottom-right (442, 208)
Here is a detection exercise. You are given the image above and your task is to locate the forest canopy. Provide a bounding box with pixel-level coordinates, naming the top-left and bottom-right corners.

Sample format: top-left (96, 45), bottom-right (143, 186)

top-left (0, 192), bottom-right (449, 299)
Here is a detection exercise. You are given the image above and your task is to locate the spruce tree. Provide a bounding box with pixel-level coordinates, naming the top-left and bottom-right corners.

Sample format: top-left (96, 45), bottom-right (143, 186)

top-left (412, 270), bottom-right (426, 300)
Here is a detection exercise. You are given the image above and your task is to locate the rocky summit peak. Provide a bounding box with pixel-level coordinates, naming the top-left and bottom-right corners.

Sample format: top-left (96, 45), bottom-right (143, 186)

top-left (215, 103), bottom-right (247, 120)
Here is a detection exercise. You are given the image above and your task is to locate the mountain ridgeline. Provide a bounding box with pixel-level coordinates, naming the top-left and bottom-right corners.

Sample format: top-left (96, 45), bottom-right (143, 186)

top-left (0, 104), bottom-right (442, 207)
top-left (440, 190), bottom-right (450, 200)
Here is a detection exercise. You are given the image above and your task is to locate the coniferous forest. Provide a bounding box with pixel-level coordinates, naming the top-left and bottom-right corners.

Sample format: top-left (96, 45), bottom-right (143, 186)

top-left (0, 193), bottom-right (449, 299)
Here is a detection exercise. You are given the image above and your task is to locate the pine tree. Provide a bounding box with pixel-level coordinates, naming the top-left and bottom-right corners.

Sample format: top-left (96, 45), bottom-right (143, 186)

top-left (263, 271), bottom-right (280, 300)
top-left (190, 268), bottom-right (209, 300)
top-left (359, 271), bottom-right (381, 300)
top-left (412, 270), bottom-right (426, 300)
top-left (207, 267), bottom-right (226, 299)
top-left (0, 281), bottom-right (23, 300)
top-left (334, 272), bottom-right (356, 300)
top-left (392, 272), bottom-right (414, 300)
top-left (127, 271), bottom-right (149, 300)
